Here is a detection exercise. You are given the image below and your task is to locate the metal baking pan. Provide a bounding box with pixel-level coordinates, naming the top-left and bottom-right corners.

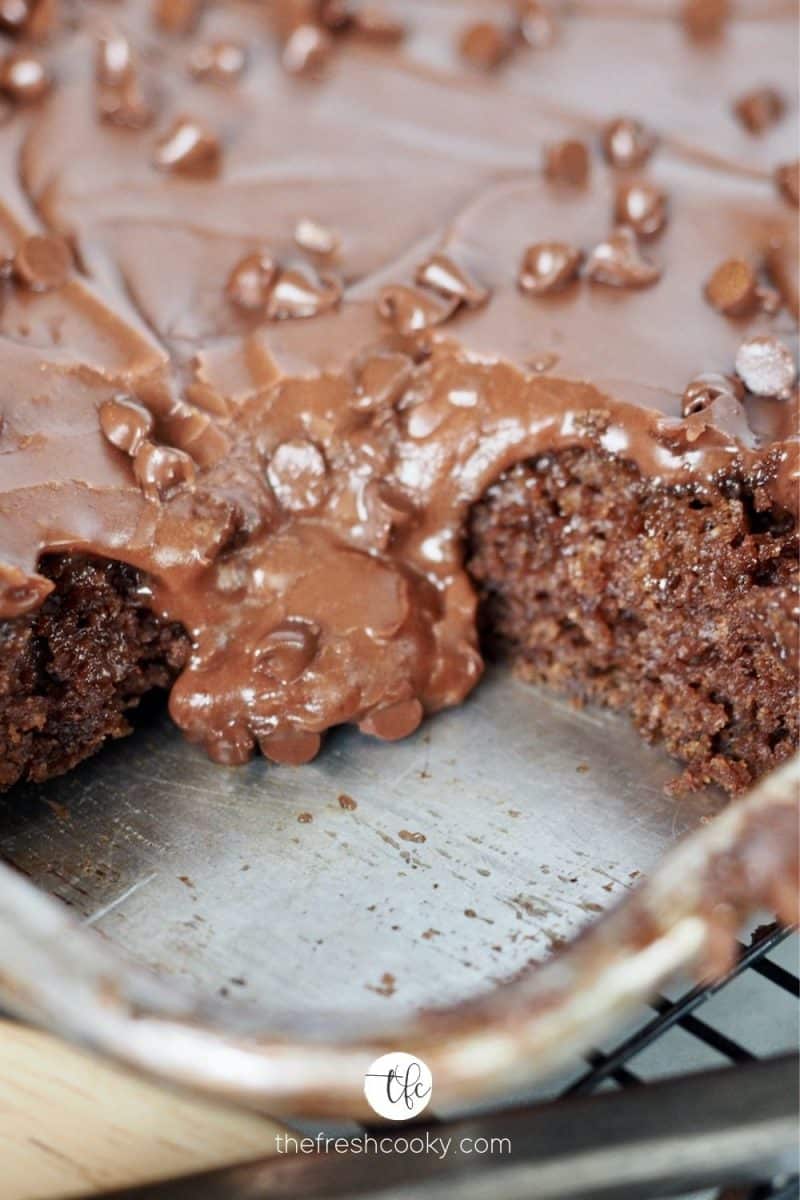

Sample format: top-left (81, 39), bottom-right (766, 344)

top-left (0, 665), bottom-right (796, 1116)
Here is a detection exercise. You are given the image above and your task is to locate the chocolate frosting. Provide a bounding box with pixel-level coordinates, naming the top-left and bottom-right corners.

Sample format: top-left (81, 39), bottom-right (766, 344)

top-left (0, 0), bottom-right (797, 764)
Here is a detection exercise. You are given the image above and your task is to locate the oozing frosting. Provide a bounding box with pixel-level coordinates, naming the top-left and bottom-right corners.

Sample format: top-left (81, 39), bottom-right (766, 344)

top-left (0, 0), bottom-right (797, 765)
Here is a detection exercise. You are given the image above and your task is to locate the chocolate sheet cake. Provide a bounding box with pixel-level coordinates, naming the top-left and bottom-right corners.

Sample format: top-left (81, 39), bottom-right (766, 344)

top-left (0, 0), bottom-right (797, 795)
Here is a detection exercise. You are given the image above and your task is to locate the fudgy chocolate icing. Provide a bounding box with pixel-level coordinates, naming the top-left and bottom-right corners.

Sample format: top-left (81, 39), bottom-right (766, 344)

top-left (0, 0), bottom-right (797, 764)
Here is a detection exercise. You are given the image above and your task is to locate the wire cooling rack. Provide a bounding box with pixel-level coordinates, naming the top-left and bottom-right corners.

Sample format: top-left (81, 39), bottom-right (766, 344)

top-left (568, 922), bottom-right (798, 1094)
top-left (561, 922), bottom-right (799, 1200)
top-left (101, 922), bottom-right (799, 1199)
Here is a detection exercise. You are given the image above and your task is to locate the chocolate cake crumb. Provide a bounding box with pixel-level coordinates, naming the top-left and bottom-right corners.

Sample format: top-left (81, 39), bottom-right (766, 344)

top-left (0, 1), bottom-right (796, 801)
top-left (23, 445), bottom-right (791, 800)
top-left (0, 555), bottom-right (188, 792)
top-left (468, 448), bottom-right (798, 796)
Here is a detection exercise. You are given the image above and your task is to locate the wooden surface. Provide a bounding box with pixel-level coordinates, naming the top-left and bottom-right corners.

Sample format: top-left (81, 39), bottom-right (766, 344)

top-left (0, 1020), bottom-right (284, 1200)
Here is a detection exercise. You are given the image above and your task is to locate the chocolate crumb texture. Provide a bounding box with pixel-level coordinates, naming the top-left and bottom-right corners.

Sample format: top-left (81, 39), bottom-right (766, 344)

top-left (0, 0), bottom-right (796, 796)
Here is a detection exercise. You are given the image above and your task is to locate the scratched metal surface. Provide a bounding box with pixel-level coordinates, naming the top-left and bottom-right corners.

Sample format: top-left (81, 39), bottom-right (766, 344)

top-left (0, 666), bottom-right (725, 1028)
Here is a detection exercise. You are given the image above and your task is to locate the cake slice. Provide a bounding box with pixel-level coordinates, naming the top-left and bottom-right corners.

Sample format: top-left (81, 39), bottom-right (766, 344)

top-left (1, 0), bottom-right (797, 794)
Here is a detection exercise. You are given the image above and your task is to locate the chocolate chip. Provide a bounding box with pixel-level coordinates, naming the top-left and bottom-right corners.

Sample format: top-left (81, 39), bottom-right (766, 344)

top-left (294, 217), bottom-right (339, 257)
top-left (351, 7), bottom-right (405, 42)
top-left (543, 139), bottom-right (589, 187)
top-left (95, 31), bottom-right (153, 129)
top-left (0, 0), bottom-right (52, 39)
top-left (377, 285), bottom-right (459, 335)
top-left (775, 160), bottom-right (799, 209)
top-left (96, 31), bottom-right (133, 87)
top-left (458, 21), bottom-right (512, 70)
top-left (704, 258), bottom-right (759, 317)
top-left (255, 618), bottom-right (320, 683)
top-left (97, 79), bottom-right (153, 130)
top-left (0, 0), bottom-right (30, 35)
top-left (13, 234), bottom-right (71, 291)
top-left (765, 240), bottom-right (799, 321)
top-left (585, 227), bottom-right (661, 289)
top-left (614, 179), bottom-right (668, 239)
top-left (152, 0), bottom-right (201, 35)
top-left (133, 442), bottom-right (196, 501)
top-left (601, 117), bottom-right (657, 169)
top-left (360, 697), bottom-right (423, 741)
top-left (189, 41), bottom-right (247, 83)
top-left (266, 264), bottom-right (342, 320)
top-left (153, 116), bottom-right (220, 176)
top-left (682, 372), bottom-right (744, 417)
top-left (282, 23), bottom-right (332, 77)
top-left (226, 252), bottom-right (278, 311)
top-left (733, 87), bottom-right (785, 135)
top-left (682, 0), bottom-right (729, 40)
top-left (515, 0), bottom-right (557, 49)
top-left (0, 561), bottom-right (54, 618)
top-left (260, 729), bottom-right (322, 766)
top-left (518, 241), bottom-right (583, 295)
top-left (99, 395), bottom-right (154, 455)
top-left (414, 252), bottom-right (488, 308)
top-left (0, 52), bottom-right (50, 102)
top-left (735, 335), bottom-right (796, 398)
top-left (266, 438), bottom-right (329, 511)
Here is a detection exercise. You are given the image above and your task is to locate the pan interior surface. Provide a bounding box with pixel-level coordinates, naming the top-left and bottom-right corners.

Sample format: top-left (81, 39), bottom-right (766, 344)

top-left (0, 667), bottom-right (725, 1029)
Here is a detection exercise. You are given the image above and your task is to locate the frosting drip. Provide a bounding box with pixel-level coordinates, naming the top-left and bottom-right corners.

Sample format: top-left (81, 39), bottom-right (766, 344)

top-left (0, 0), bottom-right (797, 764)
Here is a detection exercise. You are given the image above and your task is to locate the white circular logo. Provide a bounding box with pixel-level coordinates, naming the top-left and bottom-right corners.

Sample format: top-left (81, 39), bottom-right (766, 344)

top-left (363, 1052), bottom-right (433, 1121)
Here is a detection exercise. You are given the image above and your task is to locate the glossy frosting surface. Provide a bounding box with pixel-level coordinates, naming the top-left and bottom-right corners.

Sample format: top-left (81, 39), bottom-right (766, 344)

top-left (0, 0), bottom-right (797, 763)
